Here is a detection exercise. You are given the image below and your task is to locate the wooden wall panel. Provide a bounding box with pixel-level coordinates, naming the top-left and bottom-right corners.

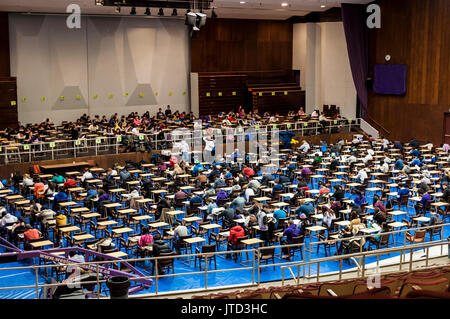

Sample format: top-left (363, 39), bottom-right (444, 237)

top-left (367, 0), bottom-right (450, 145)
top-left (0, 12), bottom-right (10, 78)
top-left (191, 18), bottom-right (293, 73)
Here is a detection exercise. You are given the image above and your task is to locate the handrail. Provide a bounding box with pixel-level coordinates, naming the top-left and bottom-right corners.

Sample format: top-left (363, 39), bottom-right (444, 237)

top-left (280, 239), bottom-right (448, 286)
top-left (367, 116), bottom-right (391, 135)
top-left (0, 120), bottom-right (360, 165)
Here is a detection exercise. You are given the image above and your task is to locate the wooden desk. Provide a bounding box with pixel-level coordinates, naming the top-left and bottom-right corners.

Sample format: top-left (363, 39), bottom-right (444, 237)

top-left (30, 240), bottom-right (54, 248)
top-left (58, 226), bottom-right (80, 233)
top-left (184, 237), bottom-right (206, 245)
top-left (103, 203), bottom-right (122, 208)
top-left (200, 223), bottom-right (222, 230)
top-left (132, 215), bottom-right (152, 221)
top-left (112, 227), bottom-right (134, 235)
top-left (97, 220), bottom-right (118, 227)
top-left (241, 238), bottom-right (264, 245)
top-left (58, 201), bottom-right (77, 207)
top-left (106, 251), bottom-right (128, 258)
top-left (81, 213), bottom-right (100, 218)
top-left (73, 234), bottom-right (95, 241)
top-left (183, 216), bottom-right (202, 223)
top-left (71, 207), bottom-right (90, 213)
top-left (149, 222), bottom-right (169, 228)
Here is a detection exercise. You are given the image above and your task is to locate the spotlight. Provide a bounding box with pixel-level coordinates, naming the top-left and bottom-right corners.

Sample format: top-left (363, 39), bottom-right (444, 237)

top-left (130, 6), bottom-right (136, 15)
top-left (211, 8), bottom-right (217, 18)
top-left (95, 0), bottom-right (104, 6)
top-left (172, 8), bottom-right (177, 16)
top-left (185, 11), bottom-right (207, 37)
top-left (115, 5), bottom-right (121, 13)
top-left (158, 8), bottom-right (164, 16)
top-left (145, 7), bottom-right (151, 15)
top-left (281, 2), bottom-right (288, 7)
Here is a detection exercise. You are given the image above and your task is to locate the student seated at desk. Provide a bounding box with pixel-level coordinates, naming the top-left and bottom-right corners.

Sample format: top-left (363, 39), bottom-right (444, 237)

top-left (351, 190), bottom-right (366, 207)
top-left (53, 188), bottom-right (68, 211)
top-left (23, 224), bottom-right (42, 250)
top-left (295, 200), bottom-right (315, 217)
top-left (218, 203), bottom-right (236, 227)
top-left (272, 207), bottom-right (287, 229)
top-left (0, 211), bottom-right (18, 233)
top-left (272, 180), bottom-right (283, 197)
top-left (33, 179), bottom-right (45, 203)
top-left (227, 223), bottom-right (245, 255)
top-left (93, 237), bottom-right (116, 253)
top-left (322, 206), bottom-right (336, 229)
top-left (50, 173), bottom-right (66, 184)
top-left (22, 174), bottom-right (34, 187)
top-left (137, 227), bottom-right (154, 257)
top-left (63, 178), bottom-right (77, 190)
top-left (373, 207), bottom-right (387, 225)
top-left (84, 187), bottom-right (98, 208)
top-left (11, 217), bottom-right (26, 243)
top-left (122, 187), bottom-right (140, 201)
top-left (173, 222), bottom-right (189, 238)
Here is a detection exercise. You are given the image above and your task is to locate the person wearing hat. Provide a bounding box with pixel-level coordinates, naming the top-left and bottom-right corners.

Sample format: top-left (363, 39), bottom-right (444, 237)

top-left (296, 213), bottom-right (309, 235)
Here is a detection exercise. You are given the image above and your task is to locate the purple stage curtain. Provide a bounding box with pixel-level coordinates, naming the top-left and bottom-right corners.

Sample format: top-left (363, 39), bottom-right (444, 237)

top-left (341, 3), bottom-right (369, 119)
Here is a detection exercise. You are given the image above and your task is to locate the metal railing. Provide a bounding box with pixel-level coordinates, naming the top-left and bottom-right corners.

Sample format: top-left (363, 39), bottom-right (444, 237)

top-left (0, 221), bottom-right (447, 299)
top-left (0, 119), bottom-right (361, 165)
top-left (281, 240), bottom-right (449, 286)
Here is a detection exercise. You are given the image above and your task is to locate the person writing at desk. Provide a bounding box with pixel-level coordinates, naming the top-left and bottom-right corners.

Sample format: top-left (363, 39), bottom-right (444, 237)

top-left (226, 223), bottom-right (245, 258)
top-left (280, 220), bottom-right (300, 258)
top-left (23, 224), bottom-right (42, 250)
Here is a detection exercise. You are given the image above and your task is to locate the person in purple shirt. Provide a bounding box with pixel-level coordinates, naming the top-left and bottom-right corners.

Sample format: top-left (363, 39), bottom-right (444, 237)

top-left (216, 189), bottom-right (229, 206)
top-left (373, 195), bottom-right (386, 213)
top-left (281, 220), bottom-right (300, 257)
top-left (414, 191), bottom-right (431, 215)
top-left (301, 167), bottom-right (311, 178)
top-left (98, 190), bottom-right (111, 203)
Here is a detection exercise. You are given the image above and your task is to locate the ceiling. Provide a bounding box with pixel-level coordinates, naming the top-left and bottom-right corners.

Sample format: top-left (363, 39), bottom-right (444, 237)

top-left (0, 0), bottom-right (373, 20)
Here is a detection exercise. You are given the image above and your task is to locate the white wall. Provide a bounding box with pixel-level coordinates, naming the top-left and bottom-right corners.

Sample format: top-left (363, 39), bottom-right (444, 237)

top-left (292, 21), bottom-right (357, 119)
top-left (9, 14), bottom-right (190, 125)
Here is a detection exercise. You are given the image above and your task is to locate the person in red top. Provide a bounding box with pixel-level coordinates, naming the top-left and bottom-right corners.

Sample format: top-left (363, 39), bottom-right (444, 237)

top-left (242, 165), bottom-right (255, 179)
top-left (227, 225), bottom-right (245, 250)
top-left (138, 227), bottom-right (153, 247)
top-left (63, 178), bottom-right (77, 189)
top-left (318, 183), bottom-right (330, 195)
top-left (24, 224), bottom-right (42, 250)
